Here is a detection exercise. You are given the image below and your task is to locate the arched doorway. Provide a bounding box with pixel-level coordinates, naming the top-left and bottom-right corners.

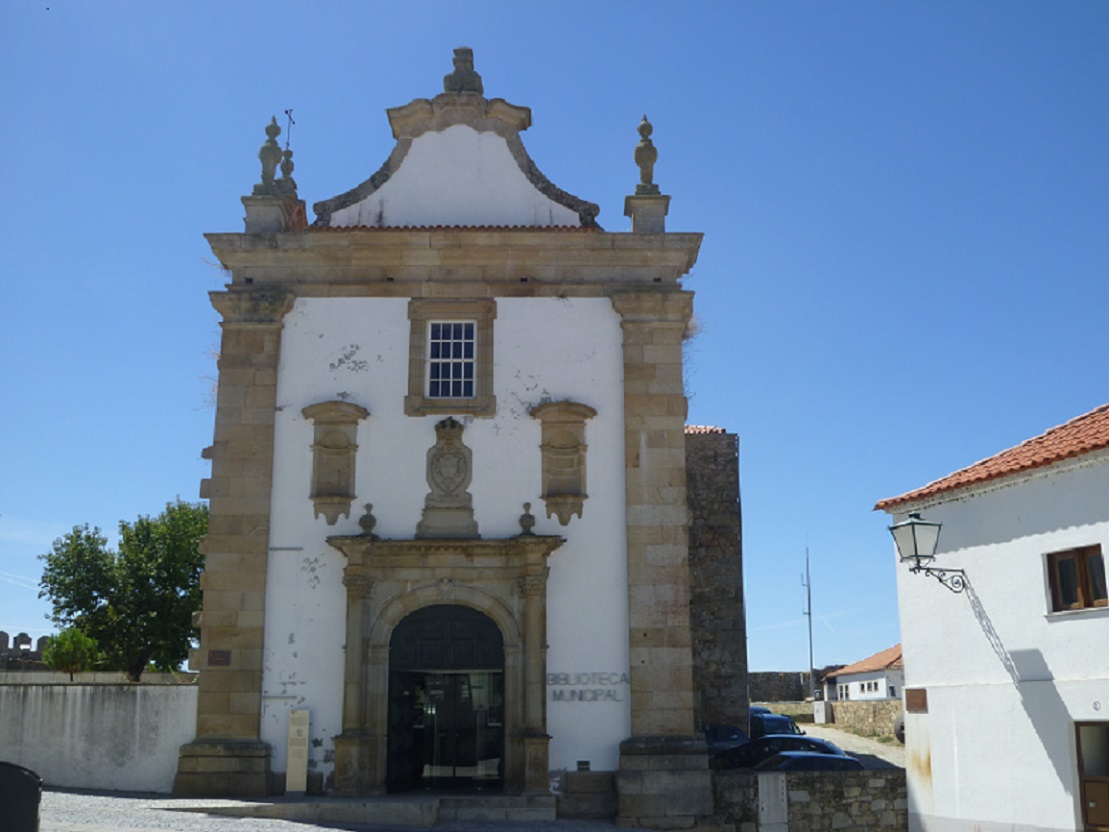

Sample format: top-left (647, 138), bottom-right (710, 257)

top-left (386, 605), bottom-right (505, 793)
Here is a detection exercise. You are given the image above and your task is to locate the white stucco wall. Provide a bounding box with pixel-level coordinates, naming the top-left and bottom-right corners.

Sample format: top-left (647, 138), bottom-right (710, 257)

top-left (837, 669), bottom-right (903, 701)
top-left (262, 296), bottom-right (629, 780)
top-left (328, 125), bottom-right (581, 228)
top-left (0, 684), bottom-right (197, 792)
top-left (892, 454), bottom-right (1109, 832)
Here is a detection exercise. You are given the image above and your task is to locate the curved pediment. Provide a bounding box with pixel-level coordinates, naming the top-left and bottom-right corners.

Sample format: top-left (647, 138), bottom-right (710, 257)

top-left (313, 59), bottom-right (600, 229)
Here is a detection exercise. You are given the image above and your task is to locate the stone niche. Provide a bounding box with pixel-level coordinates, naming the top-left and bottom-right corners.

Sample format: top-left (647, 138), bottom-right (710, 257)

top-left (302, 401), bottom-right (370, 525)
top-left (529, 401), bottom-right (597, 526)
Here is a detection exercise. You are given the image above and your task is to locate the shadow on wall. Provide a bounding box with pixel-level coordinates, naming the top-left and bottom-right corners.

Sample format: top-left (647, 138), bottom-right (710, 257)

top-left (967, 580), bottom-right (1073, 800)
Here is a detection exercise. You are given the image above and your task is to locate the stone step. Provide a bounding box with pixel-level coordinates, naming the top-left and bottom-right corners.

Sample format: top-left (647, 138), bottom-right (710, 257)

top-left (439, 794), bottom-right (557, 822)
top-left (172, 793), bottom-right (559, 827)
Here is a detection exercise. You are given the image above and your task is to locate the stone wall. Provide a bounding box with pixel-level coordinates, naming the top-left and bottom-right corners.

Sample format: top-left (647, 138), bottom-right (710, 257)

top-left (749, 671), bottom-right (808, 703)
top-left (785, 770), bottom-right (907, 831)
top-left (686, 429), bottom-right (747, 730)
top-left (712, 771), bottom-right (759, 831)
top-left (713, 770), bottom-right (907, 832)
top-left (0, 683), bottom-right (198, 792)
top-left (0, 631), bottom-right (48, 670)
top-left (827, 699), bottom-right (903, 737)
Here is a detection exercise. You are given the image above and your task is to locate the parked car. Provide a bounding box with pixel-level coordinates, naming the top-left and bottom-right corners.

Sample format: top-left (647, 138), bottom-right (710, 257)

top-left (704, 724), bottom-right (750, 752)
top-left (750, 705), bottom-right (772, 715)
top-left (711, 735), bottom-right (848, 770)
top-left (750, 713), bottom-right (803, 739)
top-left (754, 751), bottom-right (864, 772)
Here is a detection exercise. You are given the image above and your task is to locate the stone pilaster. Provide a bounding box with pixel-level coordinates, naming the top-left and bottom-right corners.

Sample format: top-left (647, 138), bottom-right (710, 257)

top-left (612, 290), bottom-right (712, 829)
top-left (612, 290), bottom-right (696, 737)
top-left (174, 287), bottom-right (293, 797)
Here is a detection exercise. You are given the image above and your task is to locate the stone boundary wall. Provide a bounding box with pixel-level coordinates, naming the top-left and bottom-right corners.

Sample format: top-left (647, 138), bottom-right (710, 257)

top-left (828, 699), bottom-right (903, 737)
top-left (712, 771), bottom-right (759, 831)
top-left (713, 770), bottom-right (907, 832)
top-left (0, 671), bottom-right (197, 685)
top-left (756, 701), bottom-right (816, 723)
top-left (749, 671), bottom-right (807, 702)
top-left (785, 770), bottom-right (907, 831)
top-left (686, 430), bottom-right (747, 730)
top-left (0, 684), bottom-right (198, 792)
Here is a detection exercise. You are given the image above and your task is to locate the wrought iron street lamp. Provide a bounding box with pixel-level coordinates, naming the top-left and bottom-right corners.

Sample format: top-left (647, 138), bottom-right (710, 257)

top-left (888, 512), bottom-right (966, 593)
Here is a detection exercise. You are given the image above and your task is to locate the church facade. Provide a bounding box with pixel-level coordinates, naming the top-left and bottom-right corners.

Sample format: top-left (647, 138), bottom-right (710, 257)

top-left (174, 50), bottom-right (744, 827)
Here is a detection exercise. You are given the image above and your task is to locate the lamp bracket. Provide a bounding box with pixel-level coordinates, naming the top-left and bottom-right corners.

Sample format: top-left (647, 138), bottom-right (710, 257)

top-left (909, 565), bottom-right (967, 594)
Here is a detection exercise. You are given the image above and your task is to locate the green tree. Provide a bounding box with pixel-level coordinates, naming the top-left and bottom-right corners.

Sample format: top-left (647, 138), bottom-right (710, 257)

top-left (43, 627), bottom-right (102, 681)
top-left (39, 501), bottom-right (207, 681)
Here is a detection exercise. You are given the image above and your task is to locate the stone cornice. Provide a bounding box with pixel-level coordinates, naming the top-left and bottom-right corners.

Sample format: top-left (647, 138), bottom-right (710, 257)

top-left (328, 535), bottom-right (565, 567)
top-left (386, 94), bottom-right (532, 140)
top-left (204, 230), bottom-right (702, 292)
top-left (209, 287), bottom-right (295, 324)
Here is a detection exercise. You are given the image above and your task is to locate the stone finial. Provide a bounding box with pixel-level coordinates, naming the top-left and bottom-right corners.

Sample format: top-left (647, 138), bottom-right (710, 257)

top-left (254, 117), bottom-right (283, 196)
top-left (519, 502), bottom-right (536, 535)
top-left (358, 503), bottom-right (378, 539)
top-left (443, 46), bottom-right (484, 94)
top-left (275, 149), bottom-right (297, 195)
top-left (634, 115), bottom-right (660, 196)
top-left (625, 114), bottom-right (670, 233)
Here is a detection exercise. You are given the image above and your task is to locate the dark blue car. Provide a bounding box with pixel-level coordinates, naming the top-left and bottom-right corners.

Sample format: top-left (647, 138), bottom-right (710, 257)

top-left (754, 751), bottom-right (864, 772)
top-left (710, 734), bottom-right (847, 770)
top-left (750, 713), bottom-right (803, 739)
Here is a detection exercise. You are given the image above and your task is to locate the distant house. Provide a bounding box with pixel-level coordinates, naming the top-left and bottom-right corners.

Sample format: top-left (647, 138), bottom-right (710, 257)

top-left (877, 403), bottom-right (1109, 832)
top-left (822, 644), bottom-right (903, 702)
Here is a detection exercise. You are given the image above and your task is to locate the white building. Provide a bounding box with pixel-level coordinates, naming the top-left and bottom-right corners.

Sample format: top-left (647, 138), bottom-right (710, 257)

top-left (823, 644), bottom-right (904, 702)
top-left (877, 403), bottom-right (1109, 832)
top-left (173, 49), bottom-right (744, 828)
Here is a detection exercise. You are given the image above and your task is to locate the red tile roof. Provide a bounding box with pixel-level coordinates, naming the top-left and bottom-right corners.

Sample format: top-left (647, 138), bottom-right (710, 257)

top-left (875, 403), bottom-right (1109, 511)
top-left (308, 224), bottom-right (597, 233)
top-left (685, 425), bottom-right (727, 435)
top-left (827, 644), bottom-right (903, 679)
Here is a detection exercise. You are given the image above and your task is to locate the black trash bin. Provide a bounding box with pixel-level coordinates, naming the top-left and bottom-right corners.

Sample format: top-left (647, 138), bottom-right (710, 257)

top-left (0, 761), bottom-right (42, 832)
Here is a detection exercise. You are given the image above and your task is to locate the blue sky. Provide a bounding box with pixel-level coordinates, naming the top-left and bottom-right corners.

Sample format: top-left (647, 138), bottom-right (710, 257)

top-left (1, 2), bottom-right (1106, 673)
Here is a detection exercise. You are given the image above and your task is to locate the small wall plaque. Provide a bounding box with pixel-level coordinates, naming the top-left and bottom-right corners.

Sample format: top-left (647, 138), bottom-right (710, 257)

top-left (905, 687), bottom-right (928, 713)
top-left (208, 649), bottom-right (232, 667)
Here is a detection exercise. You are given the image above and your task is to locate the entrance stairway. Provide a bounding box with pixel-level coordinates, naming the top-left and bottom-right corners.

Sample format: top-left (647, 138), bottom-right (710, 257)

top-left (170, 793), bottom-right (557, 827)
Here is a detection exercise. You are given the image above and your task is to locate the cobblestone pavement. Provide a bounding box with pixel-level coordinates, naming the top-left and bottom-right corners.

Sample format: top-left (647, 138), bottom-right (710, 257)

top-left (40, 790), bottom-right (618, 832)
top-left (799, 723), bottom-right (906, 769)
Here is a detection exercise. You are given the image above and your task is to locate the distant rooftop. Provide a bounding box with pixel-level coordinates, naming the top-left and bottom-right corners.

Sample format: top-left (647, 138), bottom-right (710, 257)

top-left (826, 644), bottom-right (903, 679)
top-left (685, 425), bottom-right (727, 435)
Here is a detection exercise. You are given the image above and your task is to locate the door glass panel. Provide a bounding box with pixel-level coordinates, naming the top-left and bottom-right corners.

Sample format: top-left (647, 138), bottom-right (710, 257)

top-left (388, 606), bottom-right (504, 793)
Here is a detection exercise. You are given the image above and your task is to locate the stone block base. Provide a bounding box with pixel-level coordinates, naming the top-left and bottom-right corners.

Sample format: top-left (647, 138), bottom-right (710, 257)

top-left (173, 739), bottom-right (272, 797)
top-left (558, 770), bottom-right (617, 819)
top-left (617, 736), bottom-right (712, 829)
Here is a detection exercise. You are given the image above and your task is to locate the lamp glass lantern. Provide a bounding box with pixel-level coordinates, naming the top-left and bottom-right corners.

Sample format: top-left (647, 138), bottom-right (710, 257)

top-left (889, 512), bottom-right (942, 571)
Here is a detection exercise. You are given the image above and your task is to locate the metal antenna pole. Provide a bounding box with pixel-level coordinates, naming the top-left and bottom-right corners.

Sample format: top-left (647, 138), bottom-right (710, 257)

top-left (802, 546), bottom-right (815, 698)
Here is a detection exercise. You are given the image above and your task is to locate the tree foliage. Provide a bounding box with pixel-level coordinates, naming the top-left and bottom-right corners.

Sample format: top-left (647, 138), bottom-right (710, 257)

top-left (39, 501), bottom-right (207, 681)
top-left (43, 627), bottom-right (102, 681)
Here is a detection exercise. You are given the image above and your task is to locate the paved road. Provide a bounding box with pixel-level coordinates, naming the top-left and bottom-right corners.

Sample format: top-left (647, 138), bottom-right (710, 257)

top-left (39, 730), bottom-right (902, 832)
top-left (799, 723), bottom-right (906, 769)
top-left (40, 790), bottom-right (618, 832)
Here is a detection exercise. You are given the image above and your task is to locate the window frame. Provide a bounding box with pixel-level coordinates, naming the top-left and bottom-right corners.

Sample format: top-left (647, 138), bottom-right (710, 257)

top-left (1046, 544), bottom-right (1106, 613)
top-left (405, 299), bottom-right (496, 418)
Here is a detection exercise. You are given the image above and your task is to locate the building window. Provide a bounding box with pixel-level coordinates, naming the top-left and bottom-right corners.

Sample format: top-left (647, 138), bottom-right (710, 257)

top-left (1047, 545), bottom-right (1106, 612)
top-left (406, 299), bottom-right (496, 418)
top-left (428, 321), bottom-right (475, 399)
